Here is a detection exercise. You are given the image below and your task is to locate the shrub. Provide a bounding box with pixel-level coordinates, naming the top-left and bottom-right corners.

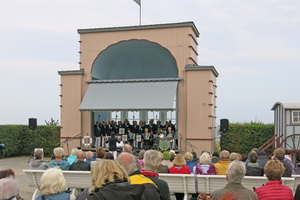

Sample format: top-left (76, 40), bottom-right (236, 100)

top-left (220, 122), bottom-right (274, 154)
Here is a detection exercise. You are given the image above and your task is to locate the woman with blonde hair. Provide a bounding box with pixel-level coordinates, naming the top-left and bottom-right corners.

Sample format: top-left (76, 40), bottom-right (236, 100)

top-left (183, 152), bottom-right (196, 173)
top-left (255, 160), bottom-right (293, 199)
top-left (87, 159), bottom-right (144, 200)
top-left (37, 167), bottom-right (70, 200)
top-left (194, 152), bottom-right (216, 175)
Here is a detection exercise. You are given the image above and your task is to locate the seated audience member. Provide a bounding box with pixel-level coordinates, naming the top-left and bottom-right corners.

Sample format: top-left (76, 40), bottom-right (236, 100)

top-left (183, 152), bottom-right (196, 173)
top-left (191, 151), bottom-right (199, 163)
top-left (255, 160), bottom-right (293, 200)
top-left (85, 151), bottom-right (95, 165)
top-left (284, 154), bottom-right (296, 175)
top-left (90, 147), bottom-right (105, 171)
top-left (67, 148), bottom-right (78, 165)
top-left (0, 178), bottom-right (23, 200)
top-left (0, 168), bottom-right (15, 179)
top-left (103, 152), bottom-right (114, 160)
top-left (210, 161), bottom-right (257, 200)
top-left (169, 154), bottom-right (191, 174)
top-left (122, 144), bottom-right (133, 153)
top-left (214, 150), bottom-right (231, 175)
top-left (29, 149), bottom-right (48, 170)
top-left (170, 150), bottom-right (176, 162)
top-left (211, 152), bottom-right (219, 164)
top-left (87, 160), bottom-right (144, 200)
top-left (37, 168), bottom-right (71, 200)
top-left (137, 150), bottom-right (145, 169)
top-left (194, 152), bottom-right (216, 175)
top-left (273, 148), bottom-right (292, 177)
top-left (257, 150), bottom-right (268, 168)
top-left (48, 147), bottom-right (70, 170)
top-left (246, 151), bottom-right (263, 176)
top-left (161, 151), bottom-right (173, 169)
top-left (70, 150), bottom-right (90, 171)
top-left (142, 150), bottom-right (171, 200)
top-left (294, 184), bottom-right (300, 200)
top-left (241, 154), bottom-right (248, 164)
top-left (169, 154), bottom-right (190, 200)
top-left (117, 152), bottom-right (161, 200)
top-left (229, 152), bottom-right (241, 161)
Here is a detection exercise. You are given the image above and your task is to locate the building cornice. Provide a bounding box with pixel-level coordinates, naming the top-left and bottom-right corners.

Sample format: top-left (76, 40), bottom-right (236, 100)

top-left (185, 65), bottom-right (219, 77)
top-left (58, 69), bottom-right (84, 75)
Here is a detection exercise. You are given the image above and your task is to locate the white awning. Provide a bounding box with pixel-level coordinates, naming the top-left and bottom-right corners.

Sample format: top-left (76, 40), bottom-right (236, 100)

top-left (79, 80), bottom-right (178, 111)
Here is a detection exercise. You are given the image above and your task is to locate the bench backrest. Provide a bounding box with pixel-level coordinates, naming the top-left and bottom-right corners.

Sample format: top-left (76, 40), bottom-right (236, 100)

top-left (23, 169), bottom-right (92, 189)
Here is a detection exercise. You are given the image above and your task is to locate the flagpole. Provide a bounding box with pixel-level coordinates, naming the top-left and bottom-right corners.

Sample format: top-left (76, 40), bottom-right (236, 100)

top-left (139, 0), bottom-right (141, 25)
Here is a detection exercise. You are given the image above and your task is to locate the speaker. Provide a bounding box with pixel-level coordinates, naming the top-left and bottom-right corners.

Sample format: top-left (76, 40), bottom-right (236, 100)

top-left (29, 118), bottom-right (37, 130)
top-left (220, 119), bottom-right (229, 132)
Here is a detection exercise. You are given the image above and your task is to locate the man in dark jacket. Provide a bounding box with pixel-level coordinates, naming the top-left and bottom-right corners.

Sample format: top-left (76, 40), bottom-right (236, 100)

top-left (70, 150), bottom-right (90, 171)
top-left (245, 151), bottom-right (263, 176)
top-left (257, 150), bottom-right (268, 168)
top-left (117, 152), bottom-right (161, 200)
top-left (273, 148), bottom-right (292, 177)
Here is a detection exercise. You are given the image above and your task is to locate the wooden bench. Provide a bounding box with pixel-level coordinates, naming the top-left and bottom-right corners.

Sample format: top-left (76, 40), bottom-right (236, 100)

top-left (23, 170), bottom-right (295, 200)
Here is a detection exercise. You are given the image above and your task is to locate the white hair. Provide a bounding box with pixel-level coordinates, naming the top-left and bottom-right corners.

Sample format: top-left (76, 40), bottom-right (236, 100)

top-left (53, 147), bottom-right (64, 158)
top-left (226, 160), bottom-right (246, 184)
top-left (70, 148), bottom-right (79, 156)
top-left (143, 150), bottom-right (162, 172)
top-left (40, 167), bottom-right (67, 195)
top-left (0, 178), bottom-right (19, 199)
top-left (117, 152), bottom-right (137, 175)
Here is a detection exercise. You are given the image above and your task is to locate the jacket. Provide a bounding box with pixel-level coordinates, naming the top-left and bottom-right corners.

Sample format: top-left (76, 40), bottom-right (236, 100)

top-left (255, 180), bottom-right (293, 200)
top-left (29, 159), bottom-right (48, 170)
top-left (245, 163), bottom-right (264, 176)
top-left (169, 165), bottom-right (190, 174)
top-left (214, 159), bottom-right (231, 175)
top-left (185, 161), bottom-right (196, 173)
top-left (87, 182), bottom-right (145, 200)
top-left (36, 191), bottom-right (70, 200)
top-left (210, 183), bottom-right (257, 200)
top-left (129, 171), bottom-right (161, 200)
top-left (48, 160), bottom-right (70, 170)
top-left (195, 163), bottom-right (216, 175)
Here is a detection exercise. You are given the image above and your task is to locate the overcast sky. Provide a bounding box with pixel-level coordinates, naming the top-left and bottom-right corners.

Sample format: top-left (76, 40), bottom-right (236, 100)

top-left (0, 0), bottom-right (299, 125)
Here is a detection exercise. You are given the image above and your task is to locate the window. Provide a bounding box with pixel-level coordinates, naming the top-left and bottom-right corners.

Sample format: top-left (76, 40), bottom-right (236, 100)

top-left (167, 111), bottom-right (176, 125)
top-left (111, 111), bottom-right (121, 122)
top-left (292, 111), bottom-right (300, 123)
top-left (128, 111), bottom-right (140, 124)
top-left (148, 111), bottom-right (160, 123)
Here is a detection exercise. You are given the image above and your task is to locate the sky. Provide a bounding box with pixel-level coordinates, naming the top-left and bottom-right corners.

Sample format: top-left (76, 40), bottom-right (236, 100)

top-left (0, 0), bottom-right (299, 125)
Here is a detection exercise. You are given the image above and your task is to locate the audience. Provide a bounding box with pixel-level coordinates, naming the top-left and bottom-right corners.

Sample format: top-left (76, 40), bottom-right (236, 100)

top-left (142, 150), bottom-right (171, 200)
top-left (67, 148), bottom-right (79, 165)
top-left (87, 160), bottom-right (144, 200)
top-left (183, 152), bottom-right (196, 173)
top-left (255, 160), bottom-right (293, 199)
top-left (70, 150), bottom-right (90, 171)
top-left (161, 151), bottom-right (173, 168)
top-left (245, 151), bottom-right (263, 176)
top-left (117, 152), bottom-right (161, 200)
top-left (214, 150), bottom-right (231, 175)
top-left (210, 161), bottom-right (258, 200)
top-left (0, 168), bottom-right (15, 179)
top-left (122, 144), bottom-right (133, 154)
top-left (37, 168), bottom-right (71, 200)
top-left (273, 148), bottom-right (292, 177)
top-left (0, 178), bottom-right (23, 200)
top-left (191, 151), bottom-right (199, 163)
top-left (137, 150), bottom-right (145, 169)
top-left (90, 147), bottom-right (105, 171)
top-left (194, 152), bottom-right (216, 175)
top-left (29, 149), bottom-right (48, 170)
top-left (48, 147), bottom-right (70, 170)
top-left (103, 152), bottom-right (114, 160)
top-left (229, 152), bottom-right (240, 161)
top-left (211, 152), bottom-right (219, 164)
top-left (169, 154), bottom-right (190, 174)
top-left (85, 151), bottom-right (95, 165)
top-left (256, 150), bottom-right (268, 168)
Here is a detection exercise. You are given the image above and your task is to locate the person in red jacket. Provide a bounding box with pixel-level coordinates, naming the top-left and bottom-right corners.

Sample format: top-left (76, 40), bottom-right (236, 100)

top-left (169, 154), bottom-right (190, 200)
top-left (255, 160), bottom-right (293, 200)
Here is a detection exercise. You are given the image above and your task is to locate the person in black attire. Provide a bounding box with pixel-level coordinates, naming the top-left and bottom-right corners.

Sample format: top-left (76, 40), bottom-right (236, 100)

top-left (94, 121), bottom-right (102, 148)
top-left (273, 148), bottom-right (292, 177)
top-left (69, 150), bottom-right (90, 171)
top-left (245, 151), bottom-right (263, 176)
top-left (106, 132), bottom-right (120, 160)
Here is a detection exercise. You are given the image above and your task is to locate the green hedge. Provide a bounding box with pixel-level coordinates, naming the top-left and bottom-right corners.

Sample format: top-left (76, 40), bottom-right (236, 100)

top-left (220, 122), bottom-right (274, 154)
top-left (0, 125), bottom-right (60, 157)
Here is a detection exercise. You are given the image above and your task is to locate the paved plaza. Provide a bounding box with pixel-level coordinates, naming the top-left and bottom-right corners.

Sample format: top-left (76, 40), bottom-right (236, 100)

top-left (0, 156), bottom-right (41, 200)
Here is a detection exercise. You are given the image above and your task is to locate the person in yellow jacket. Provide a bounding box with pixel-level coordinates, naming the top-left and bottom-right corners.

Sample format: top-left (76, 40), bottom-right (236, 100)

top-left (214, 150), bottom-right (231, 175)
top-left (117, 152), bottom-right (161, 200)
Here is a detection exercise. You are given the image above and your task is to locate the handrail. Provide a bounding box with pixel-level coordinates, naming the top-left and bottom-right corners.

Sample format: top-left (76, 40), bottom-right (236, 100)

top-left (179, 133), bottom-right (197, 152)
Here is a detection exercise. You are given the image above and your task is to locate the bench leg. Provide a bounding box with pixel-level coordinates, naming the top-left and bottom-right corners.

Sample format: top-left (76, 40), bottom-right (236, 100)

top-left (32, 188), bottom-right (38, 200)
